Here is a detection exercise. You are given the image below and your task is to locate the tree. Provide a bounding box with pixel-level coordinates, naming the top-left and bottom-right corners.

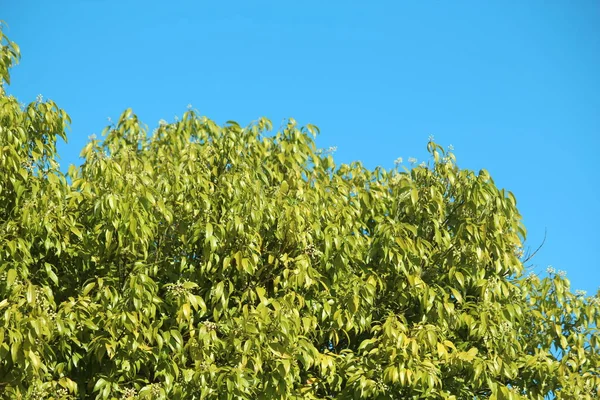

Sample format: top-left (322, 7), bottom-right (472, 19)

top-left (1, 26), bottom-right (599, 400)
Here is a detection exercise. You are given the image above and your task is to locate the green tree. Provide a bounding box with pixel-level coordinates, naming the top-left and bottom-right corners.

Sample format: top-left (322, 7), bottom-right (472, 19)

top-left (1, 26), bottom-right (599, 400)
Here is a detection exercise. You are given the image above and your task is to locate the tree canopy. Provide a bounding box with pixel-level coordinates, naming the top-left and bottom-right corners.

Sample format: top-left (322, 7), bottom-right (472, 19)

top-left (1, 26), bottom-right (599, 400)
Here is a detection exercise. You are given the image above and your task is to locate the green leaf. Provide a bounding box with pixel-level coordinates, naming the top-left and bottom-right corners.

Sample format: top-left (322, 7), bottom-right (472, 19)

top-left (214, 281), bottom-right (224, 301)
top-left (82, 282), bottom-right (96, 296)
top-left (70, 225), bottom-right (83, 239)
top-left (6, 269), bottom-right (16, 286)
top-left (449, 287), bottom-right (463, 304)
top-left (45, 263), bottom-right (59, 285)
top-left (11, 341), bottom-right (20, 363)
top-left (26, 284), bottom-right (35, 305)
top-left (182, 303), bottom-right (191, 320)
top-left (93, 378), bottom-right (106, 393)
top-left (455, 271), bottom-right (464, 288)
top-left (171, 330), bottom-right (183, 347)
top-left (280, 180), bottom-right (289, 194)
top-left (410, 188), bottom-right (418, 204)
top-left (28, 349), bottom-right (42, 370)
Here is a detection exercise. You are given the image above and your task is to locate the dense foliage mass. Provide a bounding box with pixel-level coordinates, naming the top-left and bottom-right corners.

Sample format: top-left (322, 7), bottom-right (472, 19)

top-left (1, 27), bottom-right (599, 400)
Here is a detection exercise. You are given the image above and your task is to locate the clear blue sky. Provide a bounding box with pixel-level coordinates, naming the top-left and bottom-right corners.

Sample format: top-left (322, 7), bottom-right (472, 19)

top-left (3, 1), bottom-right (599, 294)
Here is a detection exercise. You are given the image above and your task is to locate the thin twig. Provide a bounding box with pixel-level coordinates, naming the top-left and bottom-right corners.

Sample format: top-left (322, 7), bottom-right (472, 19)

top-left (523, 228), bottom-right (547, 263)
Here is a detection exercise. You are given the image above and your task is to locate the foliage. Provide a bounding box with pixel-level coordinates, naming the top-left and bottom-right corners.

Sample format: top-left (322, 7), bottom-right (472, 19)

top-left (1, 26), bottom-right (599, 400)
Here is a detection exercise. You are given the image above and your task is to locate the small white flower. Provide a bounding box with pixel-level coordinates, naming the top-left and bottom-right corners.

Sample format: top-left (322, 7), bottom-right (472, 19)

top-left (557, 270), bottom-right (567, 277)
top-left (575, 290), bottom-right (587, 297)
top-left (187, 103), bottom-right (193, 109)
top-left (174, 115), bottom-right (179, 121)
top-left (327, 146), bottom-right (337, 153)
top-left (120, 387), bottom-right (137, 400)
top-left (546, 266), bottom-right (556, 275)
top-left (513, 246), bottom-right (524, 258)
top-left (107, 117), bottom-right (112, 123)
top-left (159, 119), bottom-right (167, 126)
top-left (408, 157), bottom-right (417, 164)
top-left (88, 134), bottom-right (97, 140)
top-left (448, 144), bottom-right (454, 151)
top-left (36, 94), bottom-right (43, 103)
top-left (394, 157), bottom-right (403, 165)
top-left (428, 134), bottom-right (435, 142)
top-left (419, 161), bottom-right (426, 167)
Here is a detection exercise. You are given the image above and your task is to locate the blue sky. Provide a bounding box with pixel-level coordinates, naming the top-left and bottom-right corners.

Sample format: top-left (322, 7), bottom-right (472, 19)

top-left (3, 1), bottom-right (599, 294)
